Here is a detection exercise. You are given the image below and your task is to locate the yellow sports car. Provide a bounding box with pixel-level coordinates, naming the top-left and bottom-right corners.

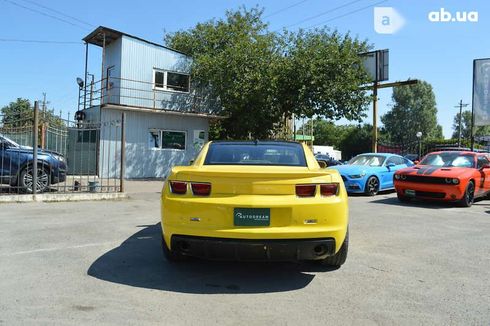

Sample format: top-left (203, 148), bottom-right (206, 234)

top-left (161, 141), bottom-right (349, 267)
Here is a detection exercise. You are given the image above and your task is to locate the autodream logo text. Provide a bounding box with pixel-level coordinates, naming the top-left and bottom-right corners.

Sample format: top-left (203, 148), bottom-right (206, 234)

top-left (428, 8), bottom-right (478, 23)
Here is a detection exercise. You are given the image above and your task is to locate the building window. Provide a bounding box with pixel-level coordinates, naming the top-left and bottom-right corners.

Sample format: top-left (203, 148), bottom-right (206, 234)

top-left (153, 69), bottom-right (190, 93)
top-left (149, 130), bottom-right (160, 148)
top-left (154, 71), bottom-right (164, 89)
top-left (149, 129), bottom-right (186, 150)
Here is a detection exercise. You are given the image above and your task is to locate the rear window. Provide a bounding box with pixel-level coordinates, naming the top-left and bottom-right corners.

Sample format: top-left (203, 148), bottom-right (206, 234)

top-left (204, 143), bottom-right (307, 166)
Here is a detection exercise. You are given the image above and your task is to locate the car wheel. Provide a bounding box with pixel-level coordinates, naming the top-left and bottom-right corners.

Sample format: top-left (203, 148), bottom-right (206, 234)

top-left (397, 192), bottom-right (411, 203)
top-left (19, 165), bottom-right (50, 193)
top-left (459, 181), bottom-right (475, 207)
top-left (319, 229), bottom-right (348, 267)
top-left (365, 176), bottom-right (379, 196)
top-left (161, 234), bottom-right (183, 262)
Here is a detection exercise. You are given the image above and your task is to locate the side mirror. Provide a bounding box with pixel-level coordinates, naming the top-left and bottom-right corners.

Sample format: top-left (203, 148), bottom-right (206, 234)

top-left (189, 159), bottom-right (195, 165)
top-left (481, 163), bottom-right (490, 170)
top-left (386, 162), bottom-right (395, 170)
top-left (317, 160), bottom-right (327, 168)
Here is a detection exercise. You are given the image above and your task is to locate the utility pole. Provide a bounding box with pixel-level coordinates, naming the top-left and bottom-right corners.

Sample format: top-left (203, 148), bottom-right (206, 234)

top-left (454, 100), bottom-right (469, 148)
top-left (41, 92), bottom-right (50, 119)
top-left (372, 81), bottom-right (378, 152)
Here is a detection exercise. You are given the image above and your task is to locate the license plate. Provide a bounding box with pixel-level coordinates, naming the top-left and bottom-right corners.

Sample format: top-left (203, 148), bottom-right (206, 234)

top-left (234, 208), bottom-right (270, 226)
top-left (405, 189), bottom-right (416, 197)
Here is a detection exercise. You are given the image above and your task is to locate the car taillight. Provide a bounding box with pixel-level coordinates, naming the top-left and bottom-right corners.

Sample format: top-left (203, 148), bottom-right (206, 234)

top-left (191, 182), bottom-right (211, 196)
top-left (169, 181), bottom-right (187, 194)
top-left (320, 184), bottom-right (338, 196)
top-left (296, 184), bottom-right (316, 197)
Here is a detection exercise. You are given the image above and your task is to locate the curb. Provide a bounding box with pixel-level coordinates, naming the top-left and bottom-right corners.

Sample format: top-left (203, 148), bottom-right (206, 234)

top-left (0, 192), bottom-right (128, 203)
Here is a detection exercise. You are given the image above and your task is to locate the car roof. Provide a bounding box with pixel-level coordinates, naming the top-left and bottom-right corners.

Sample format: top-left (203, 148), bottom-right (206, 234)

top-left (426, 151), bottom-right (477, 156)
top-left (355, 153), bottom-right (402, 158)
top-left (210, 140), bottom-right (301, 146)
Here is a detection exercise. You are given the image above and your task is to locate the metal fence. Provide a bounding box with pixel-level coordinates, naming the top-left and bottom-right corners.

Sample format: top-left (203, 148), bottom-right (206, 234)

top-left (378, 140), bottom-right (489, 160)
top-left (80, 76), bottom-right (220, 115)
top-left (0, 101), bottom-right (124, 195)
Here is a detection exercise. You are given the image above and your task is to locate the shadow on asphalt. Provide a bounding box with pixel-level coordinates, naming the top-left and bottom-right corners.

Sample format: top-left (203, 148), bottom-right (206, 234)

top-left (87, 223), bottom-right (337, 294)
top-left (370, 195), bottom-right (487, 209)
top-left (347, 189), bottom-right (396, 197)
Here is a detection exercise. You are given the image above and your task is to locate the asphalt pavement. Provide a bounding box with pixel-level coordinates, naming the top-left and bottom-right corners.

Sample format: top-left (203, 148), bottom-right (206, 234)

top-left (0, 182), bottom-right (489, 325)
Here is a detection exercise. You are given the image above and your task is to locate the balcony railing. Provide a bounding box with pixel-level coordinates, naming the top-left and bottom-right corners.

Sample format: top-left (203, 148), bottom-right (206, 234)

top-left (79, 77), bottom-right (221, 116)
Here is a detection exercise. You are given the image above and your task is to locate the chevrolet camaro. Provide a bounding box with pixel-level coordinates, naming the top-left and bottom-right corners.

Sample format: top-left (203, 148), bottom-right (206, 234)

top-left (161, 141), bottom-right (349, 266)
top-left (394, 151), bottom-right (490, 207)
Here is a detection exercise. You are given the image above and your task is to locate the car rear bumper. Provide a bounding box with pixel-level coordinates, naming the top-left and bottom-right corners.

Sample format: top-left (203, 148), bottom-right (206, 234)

top-left (170, 235), bottom-right (336, 261)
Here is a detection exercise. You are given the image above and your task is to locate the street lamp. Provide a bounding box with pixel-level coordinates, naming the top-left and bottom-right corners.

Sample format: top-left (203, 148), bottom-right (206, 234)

top-left (75, 77), bottom-right (85, 127)
top-left (416, 131), bottom-right (422, 160)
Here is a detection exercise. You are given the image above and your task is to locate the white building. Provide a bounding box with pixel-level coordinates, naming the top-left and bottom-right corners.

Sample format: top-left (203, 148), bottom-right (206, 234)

top-left (80, 26), bottom-right (220, 178)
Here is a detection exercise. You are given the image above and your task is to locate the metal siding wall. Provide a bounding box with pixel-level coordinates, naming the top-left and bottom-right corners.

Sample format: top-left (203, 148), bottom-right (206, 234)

top-left (104, 38), bottom-right (122, 104)
top-left (119, 36), bottom-right (192, 109)
top-left (99, 108), bottom-right (209, 178)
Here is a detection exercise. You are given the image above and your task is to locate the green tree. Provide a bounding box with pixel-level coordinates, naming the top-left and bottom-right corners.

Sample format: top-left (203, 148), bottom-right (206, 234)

top-left (1, 98), bottom-right (65, 128)
top-left (339, 124), bottom-right (373, 159)
top-left (381, 80), bottom-right (443, 144)
top-left (165, 7), bottom-right (372, 139)
top-left (452, 110), bottom-right (490, 140)
top-left (273, 29), bottom-right (371, 122)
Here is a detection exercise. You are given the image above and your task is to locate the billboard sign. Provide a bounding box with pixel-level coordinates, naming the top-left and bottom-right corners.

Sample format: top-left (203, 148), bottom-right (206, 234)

top-left (361, 49), bottom-right (389, 82)
top-left (473, 58), bottom-right (490, 126)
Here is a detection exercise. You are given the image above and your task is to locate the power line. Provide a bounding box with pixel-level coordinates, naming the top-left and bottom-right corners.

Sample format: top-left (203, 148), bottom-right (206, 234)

top-left (2, 0), bottom-right (89, 30)
top-left (18, 0), bottom-right (94, 27)
top-left (264, 0), bottom-right (310, 18)
top-left (0, 38), bottom-right (82, 44)
top-left (278, 0), bottom-right (366, 30)
top-left (304, 0), bottom-right (389, 29)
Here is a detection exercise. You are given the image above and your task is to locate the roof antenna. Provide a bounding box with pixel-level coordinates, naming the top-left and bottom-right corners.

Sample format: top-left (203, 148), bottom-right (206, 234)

top-left (254, 139), bottom-right (259, 145)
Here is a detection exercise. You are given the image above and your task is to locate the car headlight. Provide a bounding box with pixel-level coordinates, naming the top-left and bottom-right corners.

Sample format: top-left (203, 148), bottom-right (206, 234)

top-left (445, 178), bottom-right (459, 185)
top-left (394, 174), bottom-right (400, 180)
top-left (52, 154), bottom-right (65, 163)
top-left (349, 172), bottom-right (366, 179)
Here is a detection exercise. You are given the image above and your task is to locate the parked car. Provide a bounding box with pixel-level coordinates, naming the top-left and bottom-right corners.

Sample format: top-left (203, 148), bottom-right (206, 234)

top-left (404, 153), bottom-right (420, 163)
top-left (161, 140), bottom-right (349, 267)
top-left (315, 154), bottom-right (343, 167)
top-left (330, 153), bottom-right (413, 196)
top-left (0, 134), bottom-right (66, 193)
top-left (394, 151), bottom-right (490, 207)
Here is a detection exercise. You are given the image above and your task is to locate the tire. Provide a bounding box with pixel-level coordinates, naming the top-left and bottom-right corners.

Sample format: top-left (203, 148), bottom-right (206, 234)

top-left (19, 165), bottom-right (50, 194)
top-left (319, 229), bottom-right (349, 267)
top-left (161, 234), bottom-right (182, 262)
top-left (397, 192), bottom-right (411, 203)
top-left (459, 181), bottom-right (475, 207)
top-left (365, 176), bottom-right (379, 196)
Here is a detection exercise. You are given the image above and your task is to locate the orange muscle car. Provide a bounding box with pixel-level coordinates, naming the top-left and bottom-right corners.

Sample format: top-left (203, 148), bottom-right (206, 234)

top-left (394, 151), bottom-right (490, 207)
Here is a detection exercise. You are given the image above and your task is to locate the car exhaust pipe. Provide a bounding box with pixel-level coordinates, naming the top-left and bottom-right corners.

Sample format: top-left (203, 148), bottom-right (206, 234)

top-left (313, 245), bottom-right (327, 256)
top-left (178, 241), bottom-right (190, 252)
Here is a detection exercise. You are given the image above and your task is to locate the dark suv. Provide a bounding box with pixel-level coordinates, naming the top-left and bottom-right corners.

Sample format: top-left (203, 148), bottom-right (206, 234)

top-left (0, 134), bottom-right (66, 193)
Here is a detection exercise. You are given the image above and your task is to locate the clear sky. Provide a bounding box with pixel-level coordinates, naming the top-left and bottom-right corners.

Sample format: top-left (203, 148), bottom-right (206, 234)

top-left (0, 0), bottom-right (488, 137)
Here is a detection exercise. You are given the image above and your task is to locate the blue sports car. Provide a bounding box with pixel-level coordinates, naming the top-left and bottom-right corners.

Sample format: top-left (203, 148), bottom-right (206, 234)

top-left (330, 153), bottom-right (413, 196)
